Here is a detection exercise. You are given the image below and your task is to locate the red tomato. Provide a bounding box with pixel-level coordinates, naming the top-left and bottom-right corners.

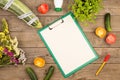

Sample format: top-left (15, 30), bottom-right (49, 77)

top-left (38, 3), bottom-right (49, 14)
top-left (106, 33), bottom-right (116, 44)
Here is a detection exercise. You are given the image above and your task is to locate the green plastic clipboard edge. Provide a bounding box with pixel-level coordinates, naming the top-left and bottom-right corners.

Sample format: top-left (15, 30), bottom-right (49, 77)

top-left (37, 12), bottom-right (99, 78)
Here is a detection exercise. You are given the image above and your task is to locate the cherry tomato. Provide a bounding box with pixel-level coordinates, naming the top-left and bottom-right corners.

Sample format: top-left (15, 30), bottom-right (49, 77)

top-left (38, 3), bottom-right (49, 14)
top-left (106, 33), bottom-right (116, 44)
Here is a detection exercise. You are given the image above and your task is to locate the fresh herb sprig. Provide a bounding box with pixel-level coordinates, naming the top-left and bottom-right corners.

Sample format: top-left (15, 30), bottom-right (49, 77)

top-left (70, 0), bottom-right (103, 25)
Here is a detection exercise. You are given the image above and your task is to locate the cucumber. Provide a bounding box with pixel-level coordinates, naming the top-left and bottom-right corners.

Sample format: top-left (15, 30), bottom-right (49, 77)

top-left (26, 67), bottom-right (38, 80)
top-left (44, 66), bottom-right (55, 80)
top-left (0, 0), bottom-right (42, 28)
top-left (105, 13), bottom-right (112, 31)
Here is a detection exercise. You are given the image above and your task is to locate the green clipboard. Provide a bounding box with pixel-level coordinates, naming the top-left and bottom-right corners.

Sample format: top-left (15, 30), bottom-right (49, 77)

top-left (37, 12), bottom-right (99, 78)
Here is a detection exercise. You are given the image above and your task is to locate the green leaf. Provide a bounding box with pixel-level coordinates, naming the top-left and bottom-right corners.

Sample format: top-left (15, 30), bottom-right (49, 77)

top-left (77, 8), bottom-right (81, 13)
top-left (69, 0), bottom-right (103, 26)
top-left (0, 56), bottom-right (10, 65)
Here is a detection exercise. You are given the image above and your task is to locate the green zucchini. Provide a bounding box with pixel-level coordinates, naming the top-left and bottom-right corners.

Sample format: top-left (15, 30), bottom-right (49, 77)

top-left (105, 13), bottom-right (112, 31)
top-left (44, 66), bottom-right (55, 80)
top-left (0, 0), bottom-right (42, 28)
top-left (26, 67), bottom-right (38, 80)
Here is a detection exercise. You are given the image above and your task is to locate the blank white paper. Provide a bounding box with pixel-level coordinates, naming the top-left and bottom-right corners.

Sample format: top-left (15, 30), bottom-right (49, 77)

top-left (40, 15), bottom-right (97, 75)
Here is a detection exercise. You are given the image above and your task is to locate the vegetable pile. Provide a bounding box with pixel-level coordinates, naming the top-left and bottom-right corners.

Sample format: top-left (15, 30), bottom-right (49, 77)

top-left (70, 0), bottom-right (103, 25)
top-left (26, 66), bottom-right (55, 80)
top-left (0, 18), bottom-right (26, 66)
top-left (95, 13), bottom-right (116, 45)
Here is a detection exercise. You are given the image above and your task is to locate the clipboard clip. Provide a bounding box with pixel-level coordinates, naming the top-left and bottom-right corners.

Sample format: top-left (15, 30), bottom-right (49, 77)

top-left (49, 19), bottom-right (64, 30)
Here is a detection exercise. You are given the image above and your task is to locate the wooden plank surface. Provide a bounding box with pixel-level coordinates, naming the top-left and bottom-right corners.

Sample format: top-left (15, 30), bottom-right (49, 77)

top-left (1, 15), bottom-right (120, 32)
top-left (0, 0), bottom-right (120, 16)
top-left (23, 48), bottom-right (120, 64)
top-left (8, 31), bottom-right (120, 48)
top-left (0, 64), bottom-right (119, 80)
top-left (0, 0), bottom-right (120, 80)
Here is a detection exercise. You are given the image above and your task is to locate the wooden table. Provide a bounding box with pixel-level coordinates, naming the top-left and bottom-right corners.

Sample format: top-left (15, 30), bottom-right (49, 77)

top-left (0, 0), bottom-right (120, 80)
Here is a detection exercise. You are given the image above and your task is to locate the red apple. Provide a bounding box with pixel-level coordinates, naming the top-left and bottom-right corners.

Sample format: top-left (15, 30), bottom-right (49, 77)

top-left (106, 33), bottom-right (116, 44)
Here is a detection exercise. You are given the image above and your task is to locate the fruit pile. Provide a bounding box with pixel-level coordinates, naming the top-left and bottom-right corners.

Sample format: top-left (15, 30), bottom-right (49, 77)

top-left (95, 13), bottom-right (116, 45)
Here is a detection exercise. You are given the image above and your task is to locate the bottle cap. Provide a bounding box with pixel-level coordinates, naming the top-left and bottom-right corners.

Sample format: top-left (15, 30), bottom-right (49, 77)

top-left (55, 8), bottom-right (62, 12)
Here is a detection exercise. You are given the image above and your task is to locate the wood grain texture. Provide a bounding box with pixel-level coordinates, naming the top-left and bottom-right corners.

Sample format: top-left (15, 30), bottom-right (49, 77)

top-left (0, 15), bottom-right (120, 32)
top-left (0, 0), bottom-right (120, 16)
top-left (8, 31), bottom-right (120, 48)
top-left (0, 64), bottom-right (119, 80)
top-left (23, 48), bottom-right (120, 64)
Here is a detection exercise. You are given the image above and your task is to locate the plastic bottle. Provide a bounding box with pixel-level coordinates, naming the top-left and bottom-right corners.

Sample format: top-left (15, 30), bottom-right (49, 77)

top-left (54, 0), bottom-right (63, 12)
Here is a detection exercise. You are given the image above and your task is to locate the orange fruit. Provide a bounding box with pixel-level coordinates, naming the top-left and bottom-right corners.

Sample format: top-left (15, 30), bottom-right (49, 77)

top-left (34, 57), bottom-right (45, 67)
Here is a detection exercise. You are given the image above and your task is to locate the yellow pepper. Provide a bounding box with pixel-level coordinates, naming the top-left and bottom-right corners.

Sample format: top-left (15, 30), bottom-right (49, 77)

top-left (95, 27), bottom-right (106, 38)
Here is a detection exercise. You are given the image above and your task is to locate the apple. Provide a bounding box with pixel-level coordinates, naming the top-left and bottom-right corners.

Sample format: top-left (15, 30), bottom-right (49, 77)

top-left (106, 33), bottom-right (116, 44)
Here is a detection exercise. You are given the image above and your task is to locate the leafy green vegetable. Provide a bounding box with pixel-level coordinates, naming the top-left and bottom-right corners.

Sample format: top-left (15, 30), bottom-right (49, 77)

top-left (69, 0), bottom-right (103, 25)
